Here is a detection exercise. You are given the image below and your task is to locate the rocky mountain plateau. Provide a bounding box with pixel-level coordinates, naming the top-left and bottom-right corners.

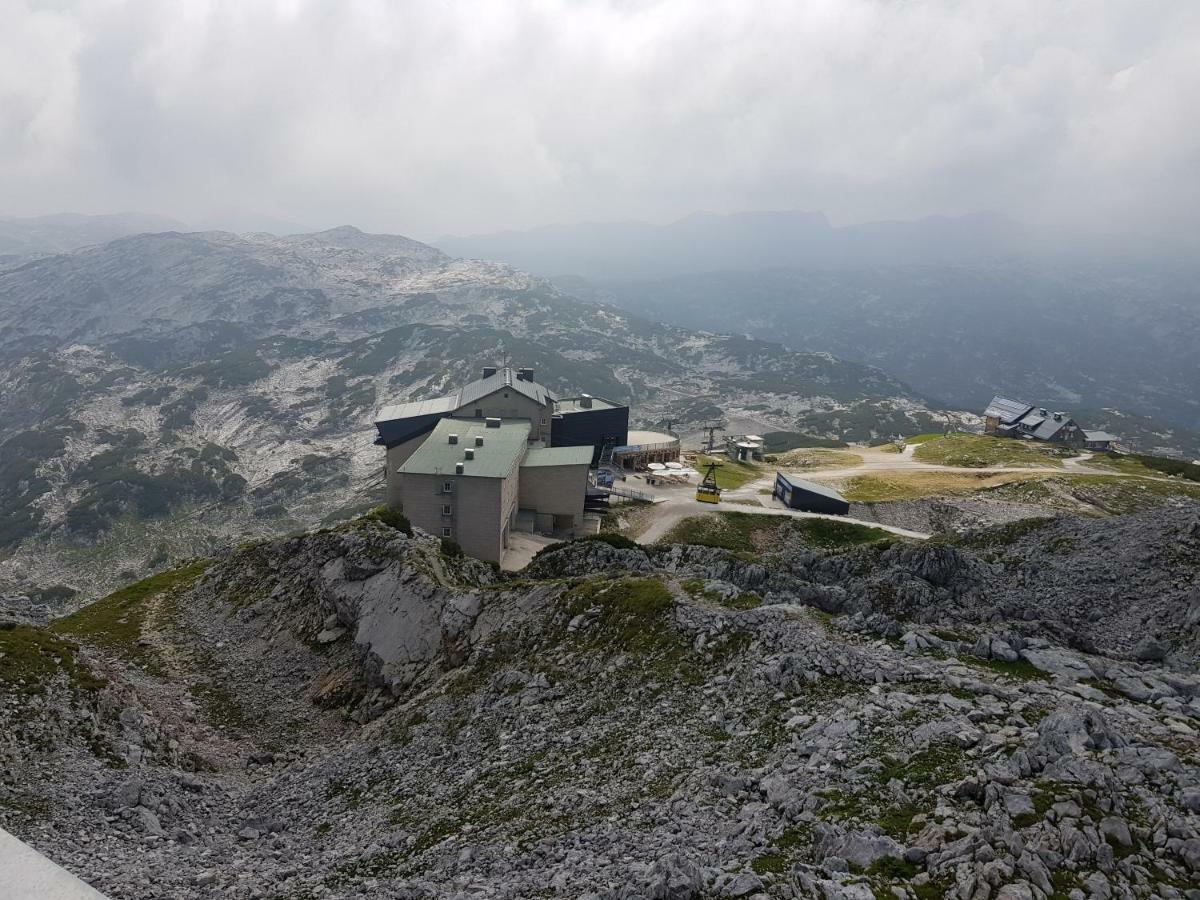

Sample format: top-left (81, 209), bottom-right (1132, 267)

top-left (3, 503), bottom-right (1200, 899)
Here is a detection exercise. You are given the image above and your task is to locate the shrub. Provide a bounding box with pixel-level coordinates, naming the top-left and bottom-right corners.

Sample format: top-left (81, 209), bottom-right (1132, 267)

top-left (366, 505), bottom-right (413, 536)
top-left (440, 537), bottom-right (464, 558)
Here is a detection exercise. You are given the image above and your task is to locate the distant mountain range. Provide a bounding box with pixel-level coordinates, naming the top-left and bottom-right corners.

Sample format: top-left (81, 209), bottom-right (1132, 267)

top-left (0, 212), bottom-right (188, 258)
top-left (436, 209), bottom-right (1162, 280)
top-left (0, 226), bottom-right (940, 602)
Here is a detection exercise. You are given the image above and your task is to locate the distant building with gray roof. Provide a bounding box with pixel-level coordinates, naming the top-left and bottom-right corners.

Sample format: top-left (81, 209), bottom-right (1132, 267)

top-left (982, 395), bottom-right (1114, 450)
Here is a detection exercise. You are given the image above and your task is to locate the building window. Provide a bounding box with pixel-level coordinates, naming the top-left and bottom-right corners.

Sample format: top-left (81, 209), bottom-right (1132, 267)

top-left (442, 504), bottom-right (452, 515)
top-left (442, 527), bottom-right (452, 537)
top-left (442, 481), bottom-right (452, 493)
top-left (474, 408), bottom-right (482, 417)
top-left (541, 417), bottom-right (548, 426)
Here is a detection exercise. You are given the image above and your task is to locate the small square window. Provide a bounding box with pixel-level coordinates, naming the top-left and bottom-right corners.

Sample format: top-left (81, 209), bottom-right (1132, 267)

top-left (442, 504), bottom-right (452, 515)
top-left (442, 481), bottom-right (452, 493)
top-left (474, 408), bottom-right (482, 417)
top-left (442, 527), bottom-right (452, 537)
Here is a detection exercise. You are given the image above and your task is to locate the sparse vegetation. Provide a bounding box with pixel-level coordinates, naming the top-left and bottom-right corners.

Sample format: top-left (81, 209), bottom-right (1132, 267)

top-left (50, 560), bottom-right (212, 668)
top-left (840, 470), bottom-right (1045, 502)
top-left (695, 454), bottom-right (763, 490)
top-left (913, 433), bottom-right (1070, 468)
top-left (661, 511), bottom-right (894, 553)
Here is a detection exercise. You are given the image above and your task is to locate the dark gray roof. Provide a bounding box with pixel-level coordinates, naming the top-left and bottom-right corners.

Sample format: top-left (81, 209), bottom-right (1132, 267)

top-left (376, 395), bottom-right (458, 423)
top-left (1026, 414), bottom-right (1075, 441)
top-left (984, 396), bottom-right (1034, 424)
top-left (459, 367), bottom-right (555, 408)
top-left (776, 473), bottom-right (847, 502)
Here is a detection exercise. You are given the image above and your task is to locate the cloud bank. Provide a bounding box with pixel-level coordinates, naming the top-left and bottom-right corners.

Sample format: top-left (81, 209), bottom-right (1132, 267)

top-left (2, 0), bottom-right (1197, 240)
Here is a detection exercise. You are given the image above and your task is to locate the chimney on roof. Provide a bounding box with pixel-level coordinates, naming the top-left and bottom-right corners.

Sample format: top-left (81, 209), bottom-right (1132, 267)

top-left (475, 435), bottom-right (484, 446)
top-left (465, 448), bottom-right (475, 460)
top-left (1039, 408), bottom-right (1048, 417)
top-left (516, 367), bottom-right (534, 382)
top-left (579, 393), bottom-right (592, 409)
top-left (486, 417), bottom-right (501, 428)
top-left (1053, 412), bottom-right (1063, 421)
top-left (481, 365), bottom-right (498, 378)
top-left (455, 462), bottom-right (464, 474)
top-left (448, 433), bottom-right (458, 445)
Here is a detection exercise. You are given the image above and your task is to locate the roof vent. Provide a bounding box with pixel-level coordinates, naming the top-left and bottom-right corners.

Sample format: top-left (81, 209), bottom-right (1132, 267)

top-left (486, 417), bottom-right (501, 428)
top-left (465, 448), bottom-right (475, 460)
top-left (475, 435), bottom-right (484, 446)
top-left (481, 366), bottom-right (498, 378)
top-left (1039, 408), bottom-right (1048, 417)
top-left (448, 433), bottom-right (458, 445)
top-left (455, 462), bottom-right (464, 474)
top-left (580, 394), bottom-right (593, 409)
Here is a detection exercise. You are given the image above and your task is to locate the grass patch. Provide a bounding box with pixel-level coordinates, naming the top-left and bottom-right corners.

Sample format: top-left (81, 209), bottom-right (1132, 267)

top-left (363, 505), bottom-right (413, 535)
top-left (661, 512), bottom-right (893, 554)
top-left (750, 854), bottom-right (788, 875)
top-left (0, 625), bottom-right (106, 698)
top-left (913, 433), bottom-right (1067, 468)
top-left (695, 455), bottom-right (763, 490)
top-left (762, 431), bottom-right (850, 451)
top-left (680, 578), bottom-right (762, 610)
top-left (773, 448), bottom-right (863, 470)
top-left (841, 471), bottom-right (1044, 502)
top-left (50, 560), bottom-right (211, 668)
top-left (1090, 451), bottom-right (1200, 482)
top-left (1057, 474), bottom-right (1200, 515)
top-left (950, 516), bottom-right (1058, 548)
top-left (962, 655), bottom-right (1046, 681)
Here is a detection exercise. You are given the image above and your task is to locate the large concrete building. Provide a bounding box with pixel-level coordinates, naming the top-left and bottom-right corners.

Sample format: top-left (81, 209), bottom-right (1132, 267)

top-left (374, 366), bottom-right (628, 563)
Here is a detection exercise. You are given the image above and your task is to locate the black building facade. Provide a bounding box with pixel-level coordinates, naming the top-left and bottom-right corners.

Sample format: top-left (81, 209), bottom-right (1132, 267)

top-left (551, 398), bottom-right (630, 467)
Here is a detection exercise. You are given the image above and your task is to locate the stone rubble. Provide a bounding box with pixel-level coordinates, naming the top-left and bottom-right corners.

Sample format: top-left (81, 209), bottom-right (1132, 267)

top-left (1, 509), bottom-right (1199, 899)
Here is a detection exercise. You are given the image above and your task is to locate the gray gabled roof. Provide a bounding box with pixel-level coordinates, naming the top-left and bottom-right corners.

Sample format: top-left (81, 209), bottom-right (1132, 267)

top-left (776, 473), bottom-right (847, 502)
top-left (375, 395), bottom-right (458, 424)
top-left (398, 417), bottom-right (531, 478)
top-left (984, 396), bottom-right (1034, 424)
top-left (459, 367), bottom-right (556, 408)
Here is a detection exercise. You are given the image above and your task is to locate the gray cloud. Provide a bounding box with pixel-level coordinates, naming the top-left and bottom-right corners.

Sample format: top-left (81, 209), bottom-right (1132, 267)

top-left (2, 0), bottom-right (1198, 240)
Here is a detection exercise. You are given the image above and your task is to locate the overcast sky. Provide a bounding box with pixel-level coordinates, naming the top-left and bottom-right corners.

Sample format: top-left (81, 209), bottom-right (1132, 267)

top-left (3, 0), bottom-right (1198, 240)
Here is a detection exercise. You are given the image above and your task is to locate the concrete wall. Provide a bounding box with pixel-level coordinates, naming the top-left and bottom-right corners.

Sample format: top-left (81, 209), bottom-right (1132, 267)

top-left (455, 389), bottom-right (552, 443)
top-left (385, 433), bottom-right (433, 506)
top-left (518, 462), bottom-right (589, 532)
top-left (399, 471), bottom-right (518, 563)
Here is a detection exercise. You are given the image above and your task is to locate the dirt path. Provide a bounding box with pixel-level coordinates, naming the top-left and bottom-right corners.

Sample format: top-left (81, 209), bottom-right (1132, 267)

top-left (628, 444), bottom-right (1172, 545)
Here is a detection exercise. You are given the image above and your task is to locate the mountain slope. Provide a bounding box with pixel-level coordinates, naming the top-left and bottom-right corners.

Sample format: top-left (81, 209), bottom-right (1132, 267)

top-left (4, 511), bottom-right (1200, 898)
top-left (0, 227), bottom-right (947, 605)
top-left (581, 263), bottom-right (1200, 446)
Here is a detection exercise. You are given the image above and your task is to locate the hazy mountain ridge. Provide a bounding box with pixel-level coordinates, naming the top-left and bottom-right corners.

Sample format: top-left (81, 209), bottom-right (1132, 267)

top-left (0, 212), bottom-right (189, 259)
top-left (436, 209), bottom-right (1164, 280)
top-left (572, 264), bottom-right (1200, 450)
top-left (0, 227), bottom-right (946, 605)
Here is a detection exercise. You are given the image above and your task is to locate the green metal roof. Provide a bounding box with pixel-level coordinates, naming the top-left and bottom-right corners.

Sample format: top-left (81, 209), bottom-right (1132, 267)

top-left (398, 417), bottom-right (530, 478)
top-left (521, 446), bottom-right (593, 468)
